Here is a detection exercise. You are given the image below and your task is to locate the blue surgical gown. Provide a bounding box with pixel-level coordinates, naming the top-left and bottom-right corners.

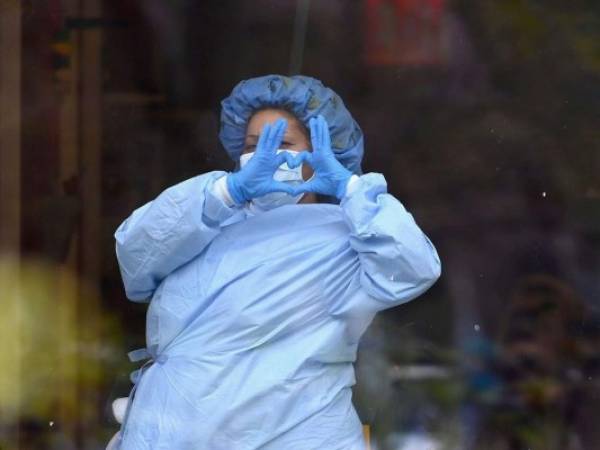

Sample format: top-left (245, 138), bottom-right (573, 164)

top-left (114, 171), bottom-right (441, 450)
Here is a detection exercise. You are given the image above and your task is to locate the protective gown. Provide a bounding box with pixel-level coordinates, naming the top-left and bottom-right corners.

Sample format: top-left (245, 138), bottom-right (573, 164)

top-left (114, 171), bottom-right (441, 450)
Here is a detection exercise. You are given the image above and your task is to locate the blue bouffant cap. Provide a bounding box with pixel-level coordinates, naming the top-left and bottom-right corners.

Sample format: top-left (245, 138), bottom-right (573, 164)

top-left (219, 74), bottom-right (363, 174)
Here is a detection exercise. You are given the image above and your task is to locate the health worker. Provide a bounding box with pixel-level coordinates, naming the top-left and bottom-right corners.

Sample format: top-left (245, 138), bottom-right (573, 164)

top-left (111, 74), bottom-right (442, 450)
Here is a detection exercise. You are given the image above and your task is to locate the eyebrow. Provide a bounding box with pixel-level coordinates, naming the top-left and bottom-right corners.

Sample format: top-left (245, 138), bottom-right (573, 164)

top-left (245, 133), bottom-right (294, 141)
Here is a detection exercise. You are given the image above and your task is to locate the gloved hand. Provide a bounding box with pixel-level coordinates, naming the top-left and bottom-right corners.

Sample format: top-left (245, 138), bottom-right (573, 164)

top-left (291, 115), bottom-right (353, 200)
top-left (226, 118), bottom-right (297, 204)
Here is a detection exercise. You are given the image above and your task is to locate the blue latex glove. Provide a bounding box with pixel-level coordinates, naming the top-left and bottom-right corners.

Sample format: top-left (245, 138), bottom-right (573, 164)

top-left (227, 118), bottom-right (297, 204)
top-left (291, 115), bottom-right (353, 200)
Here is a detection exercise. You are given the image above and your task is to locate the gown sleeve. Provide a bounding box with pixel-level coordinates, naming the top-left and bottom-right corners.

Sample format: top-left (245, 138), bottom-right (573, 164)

top-left (340, 172), bottom-right (441, 309)
top-left (114, 171), bottom-right (239, 302)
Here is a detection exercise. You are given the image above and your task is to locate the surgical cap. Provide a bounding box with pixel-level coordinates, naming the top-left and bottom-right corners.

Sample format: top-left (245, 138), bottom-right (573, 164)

top-left (219, 74), bottom-right (364, 174)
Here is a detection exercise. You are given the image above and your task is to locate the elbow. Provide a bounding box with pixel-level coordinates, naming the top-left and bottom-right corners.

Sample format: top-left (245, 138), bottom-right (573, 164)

top-left (362, 255), bottom-right (441, 307)
top-left (361, 270), bottom-right (434, 307)
top-left (399, 240), bottom-right (443, 294)
top-left (406, 258), bottom-right (441, 299)
top-left (417, 262), bottom-right (441, 298)
top-left (118, 267), bottom-right (156, 303)
top-left (114, 242), bottom-right (155, 303)
top-left (421, 233), bottom-right (441, 283)
top-left (359, 234), bottom-right (442, 307)
top-left (412, 249), bottom-right (442, 296)
top-left (119, 267), bottom-right (154, 302)
top-left (411, 235), bottom-right (441, 292)
top-left (429, 252), bottom-right (442, 285)
top-left (124, 287), bottom-right (152, 303)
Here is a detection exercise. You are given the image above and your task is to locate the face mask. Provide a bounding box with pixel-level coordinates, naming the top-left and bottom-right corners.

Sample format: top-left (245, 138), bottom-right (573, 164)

top-left (239, 149), bottom-right (311, 213)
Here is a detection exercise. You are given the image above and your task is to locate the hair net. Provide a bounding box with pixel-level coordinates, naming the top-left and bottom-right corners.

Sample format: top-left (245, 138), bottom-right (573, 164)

top-left (219, 74), bottom-right (364, 174)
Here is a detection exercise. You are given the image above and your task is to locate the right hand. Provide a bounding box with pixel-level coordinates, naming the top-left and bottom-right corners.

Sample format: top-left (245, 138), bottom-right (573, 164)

top-left (226, 118), bottom-right (298, 204)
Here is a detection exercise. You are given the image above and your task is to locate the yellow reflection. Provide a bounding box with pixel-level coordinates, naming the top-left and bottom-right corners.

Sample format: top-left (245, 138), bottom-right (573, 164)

top-left (0, 255), bottom-right (124, 447)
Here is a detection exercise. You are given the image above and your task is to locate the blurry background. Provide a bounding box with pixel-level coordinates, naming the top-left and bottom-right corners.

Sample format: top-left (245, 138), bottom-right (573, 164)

top-left (1, 0), bottom-right (599, 449)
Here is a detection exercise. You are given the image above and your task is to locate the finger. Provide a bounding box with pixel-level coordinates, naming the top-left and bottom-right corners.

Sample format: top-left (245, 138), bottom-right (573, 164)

top-left (309, 117), bottom-right (320, 154)
top-left (269, 180), bottom-right (296, 196)
top-left (319, 115), bottom-right (331, 149)
top-left (317, 115), bottom-right (325, 148)
top-left (317, 115), bottom-right (324, 145)
top-left (256, 122), bottom-right (273, 155)
top-left (294, 179), bottom-right (319, 195)
top-left (274, 118), bottom-right (288, 150)
top-left (280, 151), bottom-right (299, 169)
top-left (291, 150), bottom-right (312, 168)
top-left (267, 118), bottom-right (287, 153)
top-left (262, 120), bottom-right (277, 153)
top-left (275, 151), bottom-right (291, 169)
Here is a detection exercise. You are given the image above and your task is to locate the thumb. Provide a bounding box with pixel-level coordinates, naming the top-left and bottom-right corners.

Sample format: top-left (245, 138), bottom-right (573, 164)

top-left (291, 179), bottom-right (319, 196)
top-left (270, 181), bottom-right (296, 196)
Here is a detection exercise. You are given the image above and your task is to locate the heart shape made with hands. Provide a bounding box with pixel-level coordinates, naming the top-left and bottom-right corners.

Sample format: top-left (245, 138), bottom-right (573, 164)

top-left (276, 150), bottom-right (315, 191)
top-left (234, 115), bottom-right (352, 201)
top-left (279, 150), bottom-right (311, 172)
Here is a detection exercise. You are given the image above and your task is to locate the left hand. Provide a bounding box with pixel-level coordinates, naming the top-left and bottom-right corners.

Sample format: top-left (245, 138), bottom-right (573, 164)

top-left (291, 115), bottom-right (352, 200)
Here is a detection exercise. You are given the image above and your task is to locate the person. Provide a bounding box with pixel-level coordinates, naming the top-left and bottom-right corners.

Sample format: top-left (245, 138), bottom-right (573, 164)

top-left (110, 74), bottom-right (441, 450)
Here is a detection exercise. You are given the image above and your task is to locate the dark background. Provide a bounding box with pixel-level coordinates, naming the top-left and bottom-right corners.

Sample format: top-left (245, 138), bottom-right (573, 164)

top-left (3, 0), bottom-right (599, 448)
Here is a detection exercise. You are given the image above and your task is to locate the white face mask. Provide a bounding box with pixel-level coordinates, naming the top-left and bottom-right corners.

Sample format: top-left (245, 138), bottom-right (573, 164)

top-left (239, 149), bottom-right (312, 213)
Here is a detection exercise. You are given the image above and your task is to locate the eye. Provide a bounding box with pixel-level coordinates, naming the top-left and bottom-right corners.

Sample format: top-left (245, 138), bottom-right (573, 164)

top-left (280, 141), bottom-right (293, 148)
top-left (244, 144), bottom-right (256, 151)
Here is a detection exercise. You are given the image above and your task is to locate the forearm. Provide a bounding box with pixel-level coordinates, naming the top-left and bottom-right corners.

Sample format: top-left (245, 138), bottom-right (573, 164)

top-left (340, 172), bottom-right (441, 307)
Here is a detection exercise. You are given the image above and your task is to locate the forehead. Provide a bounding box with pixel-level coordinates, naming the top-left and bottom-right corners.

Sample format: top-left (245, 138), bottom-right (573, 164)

top-left (245, 109), bottom-right (305, 138)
